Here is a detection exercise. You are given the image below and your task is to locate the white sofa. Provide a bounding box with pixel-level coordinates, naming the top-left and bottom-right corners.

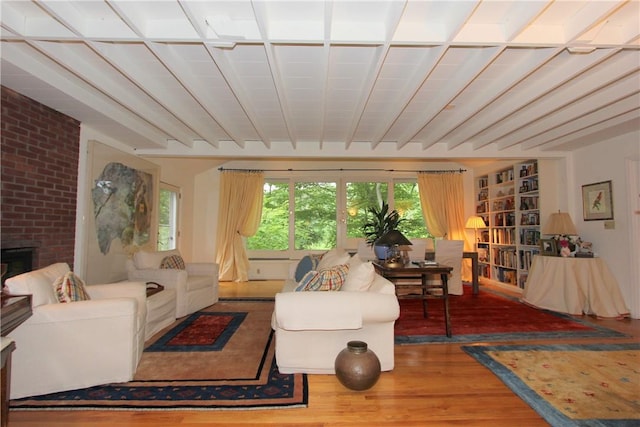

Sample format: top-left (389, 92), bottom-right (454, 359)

top-left (3, 263), bottom-right (146, 399)
top-left (272, 253), bottom-right (399, 374)
top-left (126, 249), bottom-right (219, 318)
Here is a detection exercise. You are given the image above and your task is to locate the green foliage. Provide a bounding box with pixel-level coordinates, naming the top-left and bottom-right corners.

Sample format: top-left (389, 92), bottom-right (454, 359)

top-left (294, 182), bottom-right (336, 250)
top-left (157, 189), bottom-right (173, 250)
top-left (361, 201), bottom-right (405, 246)
top-left (247, 182), bottom-right (289, 250)
top-left (246, 180), bottom-right (433, 251)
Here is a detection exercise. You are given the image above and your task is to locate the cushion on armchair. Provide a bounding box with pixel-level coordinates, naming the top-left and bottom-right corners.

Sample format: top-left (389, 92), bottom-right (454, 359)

top-left (294, 254), bottom-right (321, 282)
top-left (53, 271), bottom-right (91, 302)
top-left (160, 254), bottom-right (186, 270)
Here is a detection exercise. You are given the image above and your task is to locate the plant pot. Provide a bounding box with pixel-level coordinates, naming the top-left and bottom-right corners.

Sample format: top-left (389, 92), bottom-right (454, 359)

top-left (373, 245), bottom-right (388, 260)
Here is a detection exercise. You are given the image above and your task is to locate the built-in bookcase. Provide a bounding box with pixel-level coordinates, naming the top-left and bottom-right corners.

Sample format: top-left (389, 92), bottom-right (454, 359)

top-left (474, 159), bottom-right (546, 289)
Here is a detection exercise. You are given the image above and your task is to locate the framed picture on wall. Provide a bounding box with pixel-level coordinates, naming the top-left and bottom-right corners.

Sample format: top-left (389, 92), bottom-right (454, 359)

top-left (582, 180), bottom-right (613, 221)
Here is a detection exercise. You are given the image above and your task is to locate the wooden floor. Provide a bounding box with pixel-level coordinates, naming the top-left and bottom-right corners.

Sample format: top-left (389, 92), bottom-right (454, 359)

top-left (9, 281), bottom-right (639, 427)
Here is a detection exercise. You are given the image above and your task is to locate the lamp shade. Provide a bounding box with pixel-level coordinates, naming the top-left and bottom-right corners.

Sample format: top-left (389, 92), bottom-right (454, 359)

top-left (465, 216), bottom-right (486, 229)
top-left (376, 230), bottom-right (412, 247)
top-left (542, 211), bottom-right (577, 235)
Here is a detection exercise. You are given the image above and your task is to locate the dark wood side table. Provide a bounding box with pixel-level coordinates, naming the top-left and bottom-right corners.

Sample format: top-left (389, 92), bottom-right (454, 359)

top-left (1, 293), bottom-right (32, 427)
top-left (373, 262), bottom-right (454, 337)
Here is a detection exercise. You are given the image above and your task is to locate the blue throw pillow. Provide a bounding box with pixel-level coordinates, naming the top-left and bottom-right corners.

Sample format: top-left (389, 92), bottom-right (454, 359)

top-left (295, 254), bottom-right (321, 282)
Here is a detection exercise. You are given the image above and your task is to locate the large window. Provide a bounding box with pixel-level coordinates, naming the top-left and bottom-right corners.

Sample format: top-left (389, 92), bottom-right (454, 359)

top-left (295, 182), bottom-right (337, 250)
top-left (246, 177), bottom-right (429, 257)
top-left (247, 182), bottom-right (289, 251)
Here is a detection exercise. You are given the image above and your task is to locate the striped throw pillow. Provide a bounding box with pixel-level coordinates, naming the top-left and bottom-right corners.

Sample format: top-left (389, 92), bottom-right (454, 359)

top-left (296, 264), bottom-right (350, 292)
top-left (53, 272), bottom-right (91, 303)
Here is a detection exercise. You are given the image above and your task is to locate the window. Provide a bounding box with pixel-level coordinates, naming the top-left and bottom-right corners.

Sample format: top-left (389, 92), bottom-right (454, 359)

top-left (394, 181), bottom-right (429, 238)
top-left (295, 182), bottom-right (336, 250)
top-left (345, 182), bottom-right (388, 240)
top-left (247, 176), bottom-right (430, 257)
top-left (157, 184), bottom-right (179, 250)
top-left (247, 182), bottom-right (289, 251)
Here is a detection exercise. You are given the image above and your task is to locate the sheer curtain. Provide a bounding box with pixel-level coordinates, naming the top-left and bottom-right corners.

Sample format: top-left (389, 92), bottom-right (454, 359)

top-left (215, 170), bottom-right (264, 282)
top-left (417, 172), bottom-right (472, 281)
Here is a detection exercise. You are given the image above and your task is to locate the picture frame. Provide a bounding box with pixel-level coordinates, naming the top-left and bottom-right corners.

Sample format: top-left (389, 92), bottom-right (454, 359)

top-left (540, 238), bottom-right (558, 256)
top-left (582, 180), bottom-right (613, 221)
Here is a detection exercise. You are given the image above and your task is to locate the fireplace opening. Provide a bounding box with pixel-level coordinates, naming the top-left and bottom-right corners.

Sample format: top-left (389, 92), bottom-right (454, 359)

top-left (1, 247), bottom-right (35, 287)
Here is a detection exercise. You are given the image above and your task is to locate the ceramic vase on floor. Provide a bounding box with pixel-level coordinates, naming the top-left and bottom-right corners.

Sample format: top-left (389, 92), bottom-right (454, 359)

top-left (334, 341), bottom-right (381, 391)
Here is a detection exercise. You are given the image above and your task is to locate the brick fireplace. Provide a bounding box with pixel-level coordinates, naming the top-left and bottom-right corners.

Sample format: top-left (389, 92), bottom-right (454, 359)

top-left (1, 86), bottom-right (81, 274)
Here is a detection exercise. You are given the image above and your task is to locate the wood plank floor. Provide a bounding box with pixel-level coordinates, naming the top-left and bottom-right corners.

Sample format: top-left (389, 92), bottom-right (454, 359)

top-left (9, 281), bottom-right (639, 427)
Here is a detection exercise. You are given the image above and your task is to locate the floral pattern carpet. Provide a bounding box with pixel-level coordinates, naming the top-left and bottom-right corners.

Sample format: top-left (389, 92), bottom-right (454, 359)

top-left (463, 343), bottom-right (640, 426)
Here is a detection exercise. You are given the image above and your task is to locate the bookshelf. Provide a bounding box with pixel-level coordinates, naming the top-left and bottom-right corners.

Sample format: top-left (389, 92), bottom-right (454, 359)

top-left (474, 159), bottom-right (545, 289)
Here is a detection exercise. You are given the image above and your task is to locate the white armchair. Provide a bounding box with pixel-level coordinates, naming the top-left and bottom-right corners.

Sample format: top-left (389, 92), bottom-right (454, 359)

top-left (126, 249), bottom-right (219, 318)
top-left (3, 263), bottom-right (146, 399)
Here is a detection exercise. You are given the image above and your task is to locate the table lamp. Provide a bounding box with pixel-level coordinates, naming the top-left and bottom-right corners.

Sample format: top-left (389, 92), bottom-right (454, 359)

top-left (542, 211), bottom-right (577, 256)
top-left (465, 215), bottom-right (486, 251)
top-left (376, 230), bottom-right (412, 267)
top-left (542, 211), bottom-right (577, 236)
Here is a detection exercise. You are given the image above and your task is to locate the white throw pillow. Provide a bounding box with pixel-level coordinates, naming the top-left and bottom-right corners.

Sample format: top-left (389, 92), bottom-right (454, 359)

top-left (342, 259), bottom-right (375, 292)
top-left (317, 248), bottom-right (351, 270)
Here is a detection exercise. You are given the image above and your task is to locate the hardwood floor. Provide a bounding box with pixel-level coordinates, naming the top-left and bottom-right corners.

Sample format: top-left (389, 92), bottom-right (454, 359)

top-left (9, 281), bottom-right (639, 427)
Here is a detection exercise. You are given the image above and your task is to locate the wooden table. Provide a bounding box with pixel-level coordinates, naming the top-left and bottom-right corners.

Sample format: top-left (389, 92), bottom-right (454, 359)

top-left (1, 293), bottom-right (32, 427)
top-left (373, 262), bottom-right (454, 337)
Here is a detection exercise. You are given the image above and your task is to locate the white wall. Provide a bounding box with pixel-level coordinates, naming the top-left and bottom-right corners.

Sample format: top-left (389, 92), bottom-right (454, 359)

top-left (570, 131), bottom-right (640, 318)
top-left (148, 158), bottom-right (224, 262)
top-left (76, 130), bottom-right (639, 318)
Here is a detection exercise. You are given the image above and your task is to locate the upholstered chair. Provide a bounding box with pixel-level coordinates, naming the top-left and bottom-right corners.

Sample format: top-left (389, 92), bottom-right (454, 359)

top-left (3, 263), bottom-right (146, 399)
top-left (435, 239), bottom-right (464, 295)
top-left (126, 249), bottom-right (219, 318)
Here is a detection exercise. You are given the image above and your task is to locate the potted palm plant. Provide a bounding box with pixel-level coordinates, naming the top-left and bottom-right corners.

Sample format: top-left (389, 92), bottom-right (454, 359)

top-left (362, 201), bottom-right (405, 259)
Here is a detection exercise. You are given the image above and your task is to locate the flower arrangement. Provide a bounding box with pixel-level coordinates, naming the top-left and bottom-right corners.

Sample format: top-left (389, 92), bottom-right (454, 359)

top-left (553, 235), bottom-right (592, 257)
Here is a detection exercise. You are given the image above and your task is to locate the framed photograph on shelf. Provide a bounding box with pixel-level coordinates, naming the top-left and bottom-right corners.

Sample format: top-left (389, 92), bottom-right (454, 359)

top-left (540, 239), bottom-right (558, 256)
top-left (582, 180), bottom-right (613, 221)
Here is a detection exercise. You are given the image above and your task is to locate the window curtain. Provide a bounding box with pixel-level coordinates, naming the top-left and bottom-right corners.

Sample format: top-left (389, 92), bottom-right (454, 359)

top-left (417, 172), bottom-right (472, 280)
top-left (215, 170), bottom-right (264, 282)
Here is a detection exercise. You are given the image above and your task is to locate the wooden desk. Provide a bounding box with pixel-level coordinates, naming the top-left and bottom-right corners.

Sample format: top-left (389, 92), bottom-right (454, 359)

top-left (373, 262), bottom-right (453, 337)
top-left (426, 251), bottom-right (479, 295)
top-left (522, 256), bottom-right (629, 318)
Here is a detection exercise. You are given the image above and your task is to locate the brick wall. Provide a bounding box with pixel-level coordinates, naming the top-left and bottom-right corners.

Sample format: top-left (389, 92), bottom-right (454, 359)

top-left (1, 86), bottom-right (81, 269)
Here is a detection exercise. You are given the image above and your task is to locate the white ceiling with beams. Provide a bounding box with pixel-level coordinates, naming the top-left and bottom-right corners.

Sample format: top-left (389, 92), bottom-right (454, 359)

top-left (1, 0), bottom-right (639, 160)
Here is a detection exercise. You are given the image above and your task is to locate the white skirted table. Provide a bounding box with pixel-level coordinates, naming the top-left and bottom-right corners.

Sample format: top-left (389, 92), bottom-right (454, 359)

top-left (522, 255), bottom-right (629, 318)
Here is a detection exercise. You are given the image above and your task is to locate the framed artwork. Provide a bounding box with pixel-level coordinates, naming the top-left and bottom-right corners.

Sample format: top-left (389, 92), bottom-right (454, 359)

top-left (540, 239), bottom-right (558, 256)
top-left (582, 180), bottom-right (613, 221)
top-left (83, 141), bottom-right (160, 284)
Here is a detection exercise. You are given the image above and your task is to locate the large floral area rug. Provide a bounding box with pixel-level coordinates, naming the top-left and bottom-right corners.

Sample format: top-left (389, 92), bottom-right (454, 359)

top-left (394, 287), bottom-right (626, 344)
top-left (462, 343), bottom-right (640, 427)
top-left (11, 299), bottom-right (308, 411)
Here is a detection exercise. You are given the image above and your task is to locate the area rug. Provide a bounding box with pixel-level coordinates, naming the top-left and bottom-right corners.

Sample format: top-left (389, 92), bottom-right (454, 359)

top-left (462, 343), bottom-right (640, 427)
top-left (394, 287), bottom-right (626, 344)
top-left (10, 300), bottom-right (308, 411)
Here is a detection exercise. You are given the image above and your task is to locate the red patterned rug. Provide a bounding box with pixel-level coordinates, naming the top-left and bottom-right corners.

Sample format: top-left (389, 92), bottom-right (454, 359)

top-left (395, 287), bottom-right (626, 344)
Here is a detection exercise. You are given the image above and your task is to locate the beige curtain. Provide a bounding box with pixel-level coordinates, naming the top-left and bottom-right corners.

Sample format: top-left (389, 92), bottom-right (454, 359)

top-left (215, 170), bottom-right (264, 282)
top-left (417, 172), bottom-right (472, 280)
